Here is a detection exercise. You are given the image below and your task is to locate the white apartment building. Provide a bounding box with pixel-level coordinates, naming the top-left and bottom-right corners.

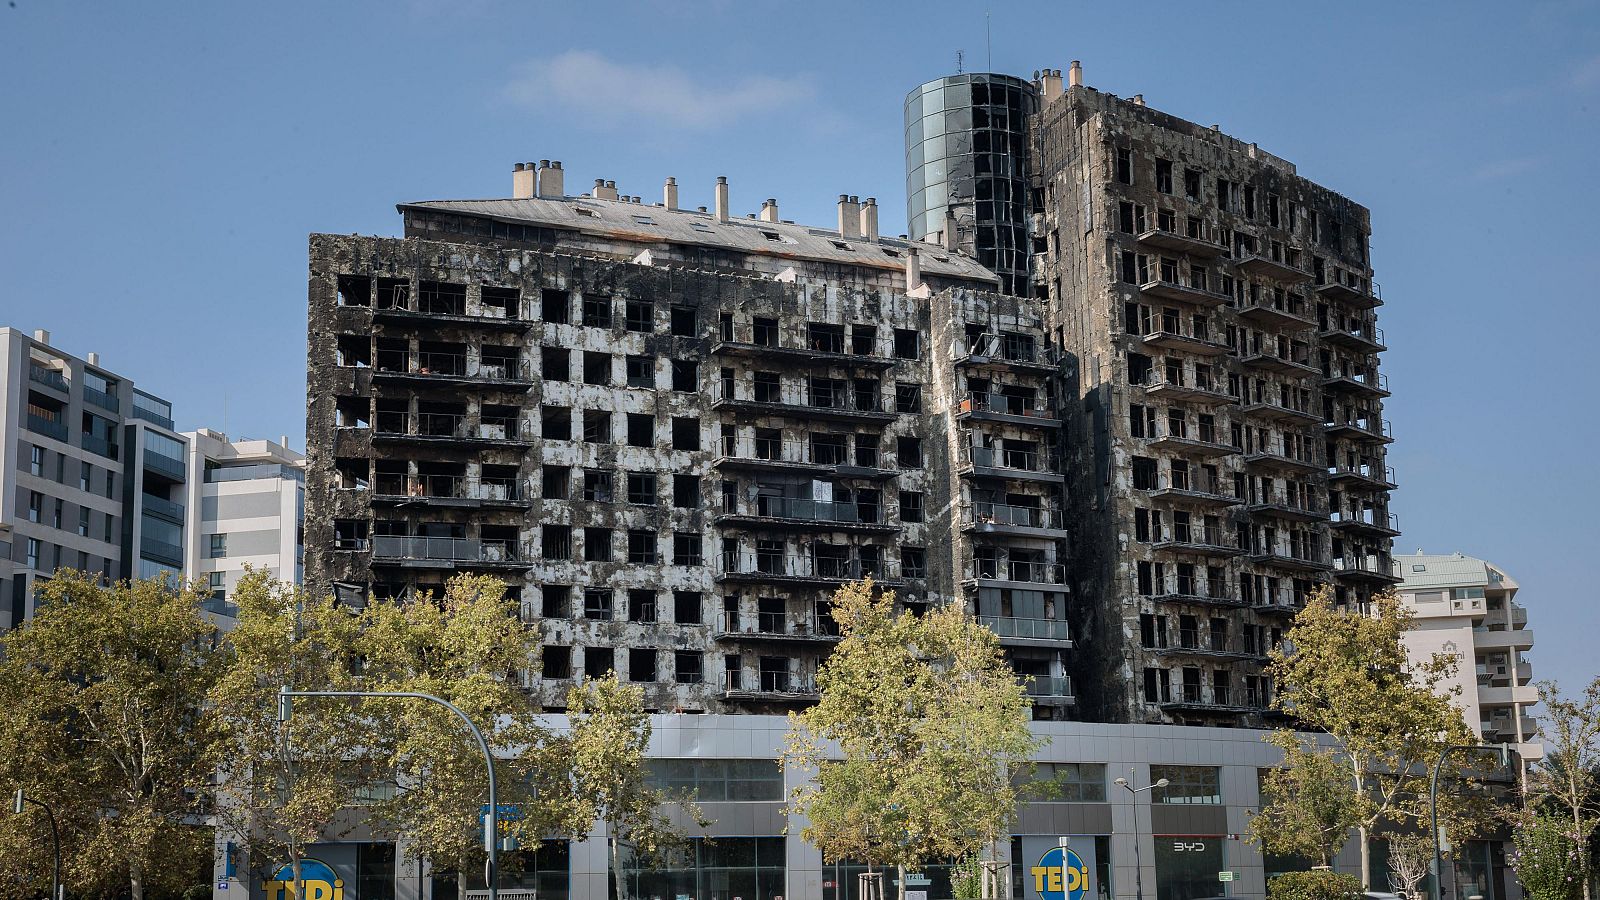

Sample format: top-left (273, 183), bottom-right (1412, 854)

top-left (1396, 550), bottom-right (1542, 765)
top-left (182, 428), bottom-right (305, 619)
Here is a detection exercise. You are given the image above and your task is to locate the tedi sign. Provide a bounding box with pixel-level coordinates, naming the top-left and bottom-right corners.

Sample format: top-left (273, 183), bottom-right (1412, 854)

top-left (1030, 846), bottom-right (1089, 900)
top-left (262, 859), bottom-right (345, 900)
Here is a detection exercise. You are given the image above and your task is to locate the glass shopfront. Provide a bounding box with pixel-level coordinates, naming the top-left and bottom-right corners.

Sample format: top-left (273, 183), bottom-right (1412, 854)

top-left (1153, 835), bottom-right (1224, 900)
top-left (613, 836), bottom-right (784, 900)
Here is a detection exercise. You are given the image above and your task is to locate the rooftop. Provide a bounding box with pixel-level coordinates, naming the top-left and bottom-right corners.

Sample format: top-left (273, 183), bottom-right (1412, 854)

top-left (1396, 550), bottom-right (1519, 592)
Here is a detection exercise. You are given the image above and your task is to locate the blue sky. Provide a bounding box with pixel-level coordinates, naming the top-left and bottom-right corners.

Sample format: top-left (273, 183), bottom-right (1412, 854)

top-left (2, 1), bottom-right (1596, 692)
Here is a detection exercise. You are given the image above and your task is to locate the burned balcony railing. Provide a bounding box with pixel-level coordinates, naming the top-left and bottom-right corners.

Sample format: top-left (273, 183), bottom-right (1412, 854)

top-left (965, 559), bottom-right (1069, 587)
top-left (1245, 493), bottom-right (1327, 522)
top-left (1246, 544), bottom-right (1333, 572)
top-left (1136, 577), bottom-right (1244, 608)
top-left (374, 292), bottom-right (530, 327)
top-left (1332, 552), bottom-right (1401, 583)
top-left (1149, 473), bottom-right (1240, 507)
top-left (717, 551), bottom-right (903, 585)
top-left (1330, 507), bottom-right (1402, 539)
top-left (1244, 444), bottom-right (1324, 472)
top-left (372, 413), bottom-right (530, 445)
top-left (961, 501), bottom-right (1066, 532)
top-left (715, 496), bottom-right (893, 532)
top-left (372, 353), bottom-right (533, 384)
top-left (1324, 413), bottom-right (1394, 444)
top-left (1319, 316), bottom-right (1386, 352)
top-left (1135, 370), bottom-right (1235, 406)
top-left (956, 391), bottom-right (1059, 425)
top-left (1327, 461), bottom-right (1398, 491)
top-left (1322, 368), bottom-right (1391, 398)
top-left (1150, 523), bottom-right (1241, 555)
top-left (1135, 218), bottom-right (1228, 258)
top-left (1235, 252), bottom-right (1311, 283)
top-left (1236, 287), bottom-right (1317, 329)
top-left (1156, 636), bottom-right (1269, 660)
top-left (712, 438), bottom-right (892, 476)
top-left (371, 474), bottom-right (528, 504)
top-left (370, 535), bottom-right (532, 567)
top-left (1144, 422), bottom-right (1236, 457)
top-left (1239, 396), bottom-right (1323, 424)
top-left (954, 332), bottom-right (1061, 370)
top-left (1315, 270), bottom-right (1383, 308)
top-left (1238, 344), bottom-right (1318, 375)
top-left (960, 443), bottom-right (1062, 478)
top-left (1138, 319), bottom-right (1231, 356)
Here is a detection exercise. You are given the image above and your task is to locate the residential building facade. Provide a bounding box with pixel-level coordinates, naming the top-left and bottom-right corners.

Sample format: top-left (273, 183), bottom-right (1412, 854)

top-left (1396, 550), bottom-right (1542, 766)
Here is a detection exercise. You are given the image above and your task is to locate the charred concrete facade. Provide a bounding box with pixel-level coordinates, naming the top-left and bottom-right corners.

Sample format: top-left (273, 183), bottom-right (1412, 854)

top-left (303, 171), bottom-right (1075, 717)
top-left (1028, 75), bottom-right (1400, 726)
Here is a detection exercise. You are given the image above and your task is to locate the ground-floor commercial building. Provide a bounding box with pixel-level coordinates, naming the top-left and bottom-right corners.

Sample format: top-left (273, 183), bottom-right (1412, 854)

top-left (214, 715), bottom-right (1518, 900)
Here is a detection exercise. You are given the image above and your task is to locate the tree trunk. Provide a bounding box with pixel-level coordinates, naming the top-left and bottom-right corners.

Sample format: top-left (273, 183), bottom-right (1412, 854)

top-left (131, 860), bottom-right (145, 900)
top-left (612, 833), bottom-right (626, 900)
top-left (1358, 824), bottom-right (1372, 890)
top-left (897, 864), bottom-right (907, 900)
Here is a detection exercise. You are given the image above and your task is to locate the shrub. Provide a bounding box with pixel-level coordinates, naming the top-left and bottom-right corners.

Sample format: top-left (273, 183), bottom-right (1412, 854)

top-left (1268, 870), bottom-right (1363, 900)
top-left (1512, 813), bottom-right (1587, 900)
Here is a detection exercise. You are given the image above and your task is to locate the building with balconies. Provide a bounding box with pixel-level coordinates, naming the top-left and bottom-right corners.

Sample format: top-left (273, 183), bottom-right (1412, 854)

top-left (303, 166), bottom-right (1075, 717)
top-left (1025, 62), bottom-right (1400, 726)
top-left (1396, 551), bottom-right (1542, 767)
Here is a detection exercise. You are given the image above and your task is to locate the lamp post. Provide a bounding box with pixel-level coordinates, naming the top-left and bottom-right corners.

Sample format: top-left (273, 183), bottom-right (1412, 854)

top-left (1429, 744), bottom-right (1511, 900)
top-left (278, 686), bottom-right (500, 900)
top-left (13, 789), bottom-right (62, 900)
top-left (1115, 771), bottom-right (1170, 900)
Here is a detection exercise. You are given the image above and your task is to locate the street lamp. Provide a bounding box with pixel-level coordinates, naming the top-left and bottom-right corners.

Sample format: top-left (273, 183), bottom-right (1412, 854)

top-left (13, 789), bottom-right (63, 900)
top-left (1429, 744), bottom-right (1511, 900)
top-left (1115, 772), bottom-right (1170, 900)
top-left (278, 686), bottom-right (502, 900)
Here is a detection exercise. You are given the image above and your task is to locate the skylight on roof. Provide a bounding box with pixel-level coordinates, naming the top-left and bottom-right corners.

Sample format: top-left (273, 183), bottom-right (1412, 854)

top-left (761, 231), bottom-right (781, 242)
top-left (881, 248), bottom-right (902, 258)
top-left (830, 241), bottom-right (853, 251)
top-left (690, 222), bottom-right (714, 232)
top-left (632, 215), bottom-right (655, 225)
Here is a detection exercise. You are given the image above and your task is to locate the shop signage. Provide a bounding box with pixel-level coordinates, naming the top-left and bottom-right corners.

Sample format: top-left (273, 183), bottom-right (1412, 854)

top-left (262, 859), bottom-right (344, 900)
top-left (1218, 872), bottom-right (1236, 882)
top-left (1031, 846), bottom-right (1090, 900)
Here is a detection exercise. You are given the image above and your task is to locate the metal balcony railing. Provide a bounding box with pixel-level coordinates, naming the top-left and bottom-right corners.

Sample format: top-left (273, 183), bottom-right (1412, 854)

top-left (25, 412), bottom-right (68, 442)
top-left (963, 501), bottom-right (1064, 530)
top-left (963, 444), bottom-right (1051, 473)
top-left (1327, 462), bottom-right (1397, 486)
top-left (1330, 508), bottom-right (1400, 532)
top-left (1236, 288), bottom-right (1315, 325)
top-left (1321, 317), bottom-right (1385, 348)
top-left (375, 413), bottom-right (527, 442)
top-left (958, 390), bottom-right (1056, 419)
top-left (1324, 368), bottom-right (1390, 394)
top-left (373, 475), bottom-right (526, 502)
top-left (958, 333), bottom-right (1060, 366)
top-left (1247, 494), bottom-right (1326, 516)
top-left (718, 551), bottom-right (901, 582)
top-left (28, 365), bottom-right (68, 392)
top-left (1325, 413), bottom-right (1394, 440)
top-left (800, 388), bottom-right (891, 415)
top-left (1248, 544), bottom-right (1330, 567)
top-left (375, 353), bottom-right (531, 381)
top-left (1022, 675), bottom-right (1075, 699)
top-left (716, 437), bottom-right (884, 469)
top-left (1135, 370), bottom-right (1232, 400)
top-left (1332, 553), bottom-right (1394, 576)
top-left (968, 559), bottom-right (1068, 585)
top-left (1151, 524), bottom-right (1237, 551)
top-left (370, 535), bottom-right (528, 563)
top-left (742, 496), bottom-right (880, 525)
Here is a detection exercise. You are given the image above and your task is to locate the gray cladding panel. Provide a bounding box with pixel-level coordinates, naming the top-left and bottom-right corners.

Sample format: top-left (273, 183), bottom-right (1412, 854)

top-left (1149, 804), bottom-right (1227, 835)
top-left (1016, 802), bottom-right (1113, 835)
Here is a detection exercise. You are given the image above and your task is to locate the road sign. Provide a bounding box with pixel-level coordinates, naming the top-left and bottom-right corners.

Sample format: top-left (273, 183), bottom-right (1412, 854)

top-left (1218, 872), bottom-right (1236, 883)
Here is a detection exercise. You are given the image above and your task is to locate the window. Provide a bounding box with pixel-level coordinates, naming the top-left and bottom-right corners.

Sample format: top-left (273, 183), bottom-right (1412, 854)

top-left (1150, 765), bottom-right (1221, 804)
top-left (672, 417), bottom-right (700, 451)
top-left (542, 585), bottom-right (570, 618)
top-left (27, 491), bottom-right (42, 523)
top-left (626, 354), bottom-right (654, 386)
top-left (627, 472), bottom-right (657, 505)
top-left (628, 530), bottom-right (658, 564)
top-left (582, 294), bottom-right (612, 328)
top-left (895, 382), bottom-right (921, 413)
top-left (902, 546), bottom-right (926, 579)
top-left (1115, 147), bottom-right (1133, 185)
top-left (29, 446), bottom-right (43, 476)
top-left (893, 329), bottom-right (920, 360)
top-left (674, 652), bottom-right (703, 684)
top-left (541, 289), bottom-right (570, 323)
top-left (25, 538), bottom-right (39, 569)
top-left (79, 461), bottom-right (91, 492)
top-left (673, 474), bottom-right (699, 508)
top-left (1184, 168), bottom-right (1202, 200)
top-left (1155, 158), bottom-right (1173, 194)
top-left (1026, 763), bottom-right (1107, 802)
top-left (670, 305), bottom-right (697, 337)
top-left (584, 589), bottom-right (613, 620)
top-left (582, 469), bottom-right (613, 502)
top-left (646, 758), bottom-right (784, 801)
top-left (51, 498), bottom-right (63, 529)
top-left (584, 528), bottom-right (613, 562)
top-left (628, 590), bottom-right (657, 622)
top-left (541, 406), bottom-right (572, 441)
top-left (670, 360), bottom-right (697, 393)
top-left (583, 352), bottom-right (610, 385)
top-left (540, 646), bottom-right (572, 679)
top-left (543, 525), bottom-right (572, 561)
top-left (541, 347), bottom-right (569, 381)
top-left (209, 534), bottom-right (227, 558)
top-left (628, 648), bottom-right (657, 683)
top-left (208, 571), bottom-right (226, 598)
top-left (625, 413), bottom-right (653, 447)
top-left (625, 299), bottom-right (653, 332)
top-left (896, 436), bottom-right (923, 469)
top-left (674, 532), bottom-right (703, 566)
top-left (542, 465), bottom-right (570, 499)
top-left (583, 410), bottom-right (611, 443)
top-left (77, 507), bottom-right (89, 537)
top-left (1132, 456), bottom-right (1158, 490)
top-left (103, 515), bottom-right (114, 543)
top-left (674, 591), bottom-right (703, 624)
top-left (901, 491), bottom-right (925, 523)
top-left (584, 647), bottom-right (615, 678)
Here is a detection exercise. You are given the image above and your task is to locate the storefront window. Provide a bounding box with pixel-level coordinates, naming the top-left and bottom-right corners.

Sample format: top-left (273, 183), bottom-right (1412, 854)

top-left (613, 836), bottom-right (783, 900)
top-left (821, 859), bottom-right (955, 900)
top-left (1150, 766), bottom-right (1221, 805)
top-left (1011, 835), bottom-right (1112, 900)
top-left (1153, 835), bottom-right (1223, 900)
top-left (357, 842), bottom-right (396, 900)
top-left (436, 839), bottom-right (570, 900)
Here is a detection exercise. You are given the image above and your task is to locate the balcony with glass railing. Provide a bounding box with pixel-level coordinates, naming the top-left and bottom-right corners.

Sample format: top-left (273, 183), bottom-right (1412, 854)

top-left (140, 494), bottom-right (185, 524)
top-left (960, 443), bottom-right (1063, 482)
top-left (28, 364), bottom-right (69, 394)
top-left (716, 551), bottom-right (903, 586)
top-left (369, 535), bottom-right (533, 568)
top-left (960, 501), bottom-right (1067, 535)
top-left (25, 411), bottom-right (68, 442)
top-left (977, 615), bottom-right (1072, 646)
top-left (1021, 675), bottom-right (1075, 704)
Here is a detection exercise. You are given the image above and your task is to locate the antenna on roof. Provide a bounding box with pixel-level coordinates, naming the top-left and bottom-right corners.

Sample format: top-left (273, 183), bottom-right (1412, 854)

top-left (986, 12), bottom-right (992, 72)
top-left (956, 49), bottom-right (964, 74)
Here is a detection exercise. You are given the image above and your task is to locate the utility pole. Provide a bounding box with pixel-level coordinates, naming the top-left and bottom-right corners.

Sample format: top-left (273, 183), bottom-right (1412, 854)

top-left (1115, 771), bottom-right (1170, 900)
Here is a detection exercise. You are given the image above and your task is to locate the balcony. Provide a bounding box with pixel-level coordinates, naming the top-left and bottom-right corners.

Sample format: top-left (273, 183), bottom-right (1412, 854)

top-left (1332, 553), bottom-right (1402, 584)
top-left (1477, 684), bottom-right (1540, 706)
top-left (715, 496), bottom-right (897, 534)
top-left (709, 339), bottom-right (894, 371)
top-left (28, 365), bottom-right (68, 394)
top-left (1135, 224), bottom-right (1226, 258)
top-left (369, 535), bottom-right (535, 570)
top-left (955, 391), bottom-right (1060, 428)
top-left (1150, 524), bottom-right (1241, 556)
top-left (1235, 254), bottom-right (1311, 283)
top-left (712, 439), bottom-right (895, 480)
top-left (1137, 277), bottom-right (1231, 307)
top-left (1319, 321), bottom-right (1387, 354)
top-left (1136, 372), bottom-right (1235, 407)
top-left (716, 552), bottom-right (904, 587)
top-left (717, 621), bottom-right (842, 646)
top-left (1239, 398), bottom-right (1323, 425)
top-left (139, 534), bottom-right (184, 567)
top-left (1472, 627), bottom-right (1535, 652)
top-left (25, 412), bottom-right (68, 443)
top-left (1236, 292), bottom-right (1317, 330)
top-left (964, 559), bottom-right (1069, 591)
top-left (1315, 274), bottom-right (1382, 309)
top-left (1243, 448), bottom-right (1324, 473)
top-left (959, 444), bottom-right (1064, 483)
top-left (1324, 415), bottom-right (1394, 444)
top-left (1330, 509), bottom-right (1401, 538)
top-left (141, 494), bottom-right (186, 524)
top-left (961, 502), bottom-right (1067, 537)
top-left (723, 675), bottom-right (820, 704)
top-left (1159, 694), bottom-right (1264, 715)
top-left (1148, 479), bottom-right (1240, 508)
top-left (1252, 599), bottom-right (1303, 617)
top-left (142, 448), bottom-right (186, 480)
top-left (1245, 496), bottom-right (1326, 522)
top-left (1247, 547), bottom-right (1333, 572)
top-left (83, 433), bottom-right (120, 461)
top-left (1022, 675), bottom-right (1076, 705)
top-left (1139, 324), bottom-right (1230, 357)
top-left (711, 389), bottom-right (896, 424)
top-left (371, 475), bottom-right (531, 509)
top-left (370, 354), bottom-right (534, 388)
top-left (1143, 588), bottom-right (1246, 610)
top-left (1322, 369), bottom-right (1391, 398)
top-left (1239, 348), bottom-right (1319, 377)
top-left (953, 334), bottom-right (1060, 373)
top-left (1327, 463), bottom-right (1397, 491)
top-left (372, 414), bottom-right (532, 448)
top-left (1154, 638), bottom-right (1268, 662)
top-left (1145, 426), bottom-right (1235, 458)
top-left (373, 296), bottom-right (533, 330)
top-left (83, 385), bottom-right (120, 414)
top-left (978, 616), bottom-right (1073, 647)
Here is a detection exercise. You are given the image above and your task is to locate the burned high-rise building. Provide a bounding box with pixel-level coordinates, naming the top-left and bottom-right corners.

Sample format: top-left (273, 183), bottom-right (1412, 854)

top-left (304, 165), bottom-right (1074, 717)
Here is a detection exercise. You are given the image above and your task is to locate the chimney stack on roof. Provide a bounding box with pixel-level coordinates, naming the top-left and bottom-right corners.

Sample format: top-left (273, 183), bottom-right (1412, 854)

top-left (537, 160), bottom-right (564, 198)
top-left (859, 197), bottom-right (879, 242)
top-left (714, 176), bottom-right (730, 223)
top-left (1040, 68), bottom-right (1063, 99)
top-left (1068, 60), bottom-right (1083, 87)
top-left (87, 352), bottom-right (99, 365)
top-left (838, 195), bottom-right (862, 240)
top-left (905, 244), bottom-right (923, 292)
top-left (593, 179), bottom-right (619, 201)
top-left (513, 162), bottom-right (536, 199)
top-left (1132, 94), bottom-right (1145, 107)
top-left (760, 198), bottom-right (780, 223)
top-left (942, 208), bottom-right (959, 252)
top-left (33, 329), bottom-right (49, 344)
top-left (664, 177), bottom-right (679, 210)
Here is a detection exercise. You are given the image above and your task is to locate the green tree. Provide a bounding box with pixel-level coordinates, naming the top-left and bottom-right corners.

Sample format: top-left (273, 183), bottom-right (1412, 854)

top-left (1529, 679), bottom-right (1600, 900)
top-left (1269, 588), bottom-right (1487, 888)
top-left (566, 673), bottom-right (706, 900)
top-left (208, 569), bottom-right (373, 888)
top-left (781, 580), bottom-right (1040, 900)
top-left (1512, 813), bottom-right (1587, 900)
top-left (1248, 733), bottom-right (1369, 867)
top-left (358, 574), bottom-right (583, 879)
top-left (0, 570), bottom-right (220, 900)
